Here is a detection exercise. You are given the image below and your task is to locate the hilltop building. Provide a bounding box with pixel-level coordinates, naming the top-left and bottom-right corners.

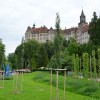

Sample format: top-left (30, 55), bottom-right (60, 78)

top-left (25, 10), bottom-right (89, 44)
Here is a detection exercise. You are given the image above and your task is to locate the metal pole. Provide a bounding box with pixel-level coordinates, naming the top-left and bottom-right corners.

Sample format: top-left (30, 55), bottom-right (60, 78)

top-left (50, 70), bottom-right (52, 100)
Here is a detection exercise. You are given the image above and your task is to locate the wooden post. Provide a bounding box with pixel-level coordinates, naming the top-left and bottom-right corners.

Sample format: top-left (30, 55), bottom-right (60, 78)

top-left (0, 71), bottom-right (4, 88)
top-left (50, 70), bottom-right (52, 100)
top-left (21, 71), bottom-right (23, 92)
top-left (16, 71), bottom-right (18, 92)
top-left (64, 70), bottom-right (66, 100)
top-left (56, 69), bottom-right (59, 100)
top-left (3, 72), bottom-right (4, 87)
top-left (12, 72), bottom-right (15, 91)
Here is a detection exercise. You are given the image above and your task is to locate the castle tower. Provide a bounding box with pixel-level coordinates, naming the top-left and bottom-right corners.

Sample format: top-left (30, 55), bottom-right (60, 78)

top-left (79, 9), bottom-right (87, 25)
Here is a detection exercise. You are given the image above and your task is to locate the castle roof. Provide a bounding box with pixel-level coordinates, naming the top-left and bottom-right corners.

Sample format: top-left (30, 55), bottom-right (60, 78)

top-left (64, 27), bottom-right (78, 34)
top-left (26, 25), bottom-right (48, 34)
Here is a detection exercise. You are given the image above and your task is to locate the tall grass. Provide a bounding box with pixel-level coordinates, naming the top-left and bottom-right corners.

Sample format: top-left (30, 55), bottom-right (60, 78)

top-left (33, 71), bottom-right (100, 99)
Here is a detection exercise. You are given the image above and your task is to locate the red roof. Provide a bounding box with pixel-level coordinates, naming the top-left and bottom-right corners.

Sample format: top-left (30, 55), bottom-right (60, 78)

top-left (31, 26), bottom-right (48, 34)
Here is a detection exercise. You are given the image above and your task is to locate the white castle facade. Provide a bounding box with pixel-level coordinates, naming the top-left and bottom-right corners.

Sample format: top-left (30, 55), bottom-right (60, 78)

top-left (25, 10), bottom-right (89, 44)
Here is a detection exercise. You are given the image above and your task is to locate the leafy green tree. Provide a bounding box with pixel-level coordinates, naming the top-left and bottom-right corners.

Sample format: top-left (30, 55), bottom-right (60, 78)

top-left (92, 50), bottom-right (97, 78)
top-left (49, 48), bottom-right (72, 69)
top-left (88, 12), bottom-right (100, 45)
top-left (44, 41), bottom-right (54, 60)
top-left (24, 40), bottom-right (40, 69)
top-left (0, 41), bottom-right (5, 69)
top-left (97, 48), bottom-right (100, 77)
top-left (54, 13), bottom-right (63, 68)
top-left (72, 54), bottom-right (79, 77)
top-left (82, 53), bottom-right (89, 78)
top-left (8, 53), bottom-right (17, 69)
top-left (67, 38), bottom-right (79, 55)
top-left (38, 44), bottom-right (49, 68)
top-left (15, 44), bottom-right (23, 69)
top-left (30, 58), bottom-right (37, 70)
top-left (49, 55), bottom-right (57, 68)
top-left (61, 48), bottom-right (72, 69)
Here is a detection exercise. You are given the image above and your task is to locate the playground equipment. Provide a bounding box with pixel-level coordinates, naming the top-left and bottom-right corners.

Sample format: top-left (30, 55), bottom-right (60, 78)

top-left (0, 71), bottom-right (4, 88)
top-left (50, 68), bottom-right (67, 100)
top-left (12, 69), bottom-right (24, 93)
top-left (4, 65), bottom-right (11, 79)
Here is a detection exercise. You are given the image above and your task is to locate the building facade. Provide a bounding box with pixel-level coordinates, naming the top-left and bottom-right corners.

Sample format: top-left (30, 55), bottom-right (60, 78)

top-left (25, 10), bottom-right (89, 44)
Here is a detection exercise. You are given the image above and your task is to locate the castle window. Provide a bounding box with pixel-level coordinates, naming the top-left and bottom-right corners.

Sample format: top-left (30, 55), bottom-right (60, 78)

top-left (33, 34), bottom-right (36, 37)
top-left (40, 34), bottom-right (42, 36)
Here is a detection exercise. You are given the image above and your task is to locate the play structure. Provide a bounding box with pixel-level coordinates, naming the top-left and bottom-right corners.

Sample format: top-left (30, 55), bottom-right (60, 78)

top-left (12, 69), bottom-right (24, 93)
top-left (0, 64), bottom-right (24, 94)
top-left (0, 65), bottom-right (11, 88)
top-left (50, 68), bottom-right (67, 100)
top-left (4, 65), bottom-right (12, 79)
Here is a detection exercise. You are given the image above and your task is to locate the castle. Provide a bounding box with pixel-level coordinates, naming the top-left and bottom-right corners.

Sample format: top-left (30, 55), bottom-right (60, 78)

top-left (25, 10), bottom-right (89, 44)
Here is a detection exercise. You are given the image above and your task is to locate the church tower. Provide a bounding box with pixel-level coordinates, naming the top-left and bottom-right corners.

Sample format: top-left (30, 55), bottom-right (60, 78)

top-left (79, 9), bottom-right (87, 25)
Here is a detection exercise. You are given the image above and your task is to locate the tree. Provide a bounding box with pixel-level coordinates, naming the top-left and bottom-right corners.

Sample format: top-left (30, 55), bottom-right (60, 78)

top-left (72, 54), bottom-right (79, 77)
top-left (88, 11), bottom-right (100, 45)
top-left (92, 50), bottom-right (97, 78)
top-left (24, 40), bottom-right (40, 69)
top-left (38, 44), bottom-right (49, 68)
top-left (97, 48), bottom-right (100, 77)
top-left (44, 41), bottom-right (54, 60)
top-left (54, 13), bottom-right (63, 68)
top-left (8, 53), bottom-right (17, 69)
top-left (82, 53), bottom-right (89, 78)
top-left (0, 41), bottom-right (5, 69)
top-left (15, 44), bottom-right (23, 69)
top-left (67, 38), bottom-right (79, 55)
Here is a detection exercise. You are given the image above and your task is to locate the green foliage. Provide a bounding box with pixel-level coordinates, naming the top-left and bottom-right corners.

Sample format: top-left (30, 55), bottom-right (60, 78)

top-left (89, 12), bottom-right (100, 45)
top-left (92, 50), bottom-right (97, 78)
top-left (49, 55), bottom-right (58, 68)
top-left (49, 48), bottom-right (72, 69)
top-left (54, 13), bottom-right (63, 68)
top-left (73, 54), bottom-right (79, 77)
top-left (15, 44), bottom-right (23, 69)
top-left (24, 40), bottom-right (40, 69)
top-left (97, 48), bottom-right (100, 77)
top-left (0, 41), bottom-right (5, 69)
top-left (30, 58), bottom-right (37, 70)
top-left (33, 71), bottom-right (100, 99)
top-left (8, 53), bottom-right (17, 69)
top-left (61, 48), bottom-right (72, 69)
top-left (44, 41), bottom-right (54, 60)
top-left (82, 53), bottom-right (89, 78)
top-left (38, 44), bottom-right (49, 68)
top-left (67, 38), bottom-right (79, 55)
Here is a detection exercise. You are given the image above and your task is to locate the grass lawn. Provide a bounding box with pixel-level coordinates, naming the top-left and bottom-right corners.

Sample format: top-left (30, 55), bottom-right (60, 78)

top-left (0, 72), bottom-right (99, 100)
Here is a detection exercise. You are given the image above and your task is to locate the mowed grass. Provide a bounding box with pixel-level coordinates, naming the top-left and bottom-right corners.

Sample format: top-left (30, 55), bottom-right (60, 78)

top-left (0, 72), bottom-right (99, 100)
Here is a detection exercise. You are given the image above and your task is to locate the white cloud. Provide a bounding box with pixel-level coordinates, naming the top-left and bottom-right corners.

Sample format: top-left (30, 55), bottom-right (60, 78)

top-left (0, 0), bottom-right (100, 55)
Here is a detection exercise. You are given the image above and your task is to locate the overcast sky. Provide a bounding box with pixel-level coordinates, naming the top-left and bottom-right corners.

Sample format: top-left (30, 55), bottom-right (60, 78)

top-left (0, 0), bottom-right (100, 56)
